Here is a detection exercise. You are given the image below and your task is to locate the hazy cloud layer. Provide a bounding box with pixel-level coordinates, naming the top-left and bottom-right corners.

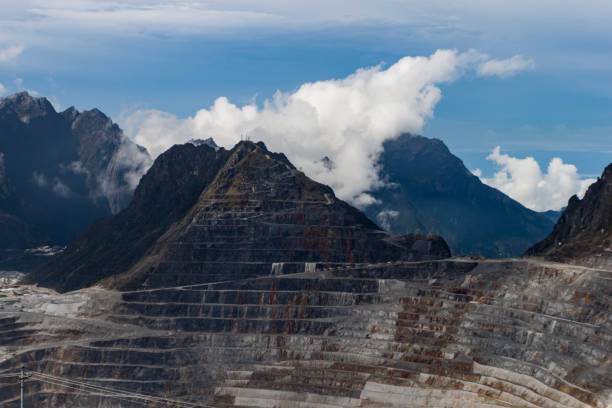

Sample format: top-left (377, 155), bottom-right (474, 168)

top-left (32, 171), bottom-right (74, 198)
top-left (477, 55), bottom-right (535, 78)
top-left (6, 1), bottom-right (612, 37)
top-left (478, 146), bottom-right (596, 211)
top-left (0, 45), bottom-right (23, 62)
top-left (65, 141), bottom-right (152, 213)
top-left (32, 171), bottom-right (47, 187)
top-left (51, 178), bottom-right (72, 198)
top-left (3, 1), bottom-right (611, 79)
top-left (121, 49), bottom-right (532, 206)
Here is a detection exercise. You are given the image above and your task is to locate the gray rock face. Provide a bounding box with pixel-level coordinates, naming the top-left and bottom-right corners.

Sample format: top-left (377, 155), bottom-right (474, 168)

top-left (119, 141), bottom-right (449, 288)
top-left (0, 92), bottom-right (56, 124)
top-left (32, 140), bottom-right (449, 292)
top-left (0, 258), bottom-right (609, 407)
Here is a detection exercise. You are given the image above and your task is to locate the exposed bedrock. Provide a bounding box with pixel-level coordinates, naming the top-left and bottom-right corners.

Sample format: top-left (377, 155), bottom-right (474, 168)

top-left (1, 258), bottom-right (610, 407)
top-left (102, 141), bottom-right (450, 291)
top-left (32, 140), bottom-right (449, 293)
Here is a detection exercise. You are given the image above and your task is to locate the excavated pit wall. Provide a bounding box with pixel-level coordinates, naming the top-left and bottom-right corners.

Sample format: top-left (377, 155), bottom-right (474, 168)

top-left (0, 258), bottom-right (610, 407)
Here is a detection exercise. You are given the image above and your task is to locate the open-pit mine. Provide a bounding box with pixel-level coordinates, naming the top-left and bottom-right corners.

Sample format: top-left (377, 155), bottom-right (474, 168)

top-left (0, 142), bottom-right (610, 407)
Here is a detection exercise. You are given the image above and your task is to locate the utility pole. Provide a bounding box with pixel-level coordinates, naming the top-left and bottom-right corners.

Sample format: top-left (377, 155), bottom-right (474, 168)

top-left (19, 366), bottom-right (30, 408)
top-left (20, 366), bottom-right (24, 408)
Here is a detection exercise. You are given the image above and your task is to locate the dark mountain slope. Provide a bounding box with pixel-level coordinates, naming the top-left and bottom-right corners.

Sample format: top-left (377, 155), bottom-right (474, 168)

top-left (71, 108), bottom-right (150, 213)
top-left (366, 134), bottom-right (554, 257)
top-left (28, 143), bottom-right (230, 291)
top-left (526, 163), bottom-right (612, 265)
top-left (0, 92), bottom-right (150, 267)
top-left (31, 141), bottom-right (449, 292)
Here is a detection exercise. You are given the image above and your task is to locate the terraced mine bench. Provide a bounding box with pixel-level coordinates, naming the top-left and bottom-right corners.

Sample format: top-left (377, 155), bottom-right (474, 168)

top-left (1, 258), bottom-right (610, 407)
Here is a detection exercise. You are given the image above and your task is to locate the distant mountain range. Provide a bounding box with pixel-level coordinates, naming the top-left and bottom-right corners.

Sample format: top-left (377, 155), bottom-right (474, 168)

top-left (539, 209), bottom-right (564, 223)
top-left (1, 92), bottom-right (563, 271)
top-left (0, 92), bottom-right (150, 268)
top-left (526, 163), bottom-right (611, 266)
top-left (365, 134), bottom-right (555, 257)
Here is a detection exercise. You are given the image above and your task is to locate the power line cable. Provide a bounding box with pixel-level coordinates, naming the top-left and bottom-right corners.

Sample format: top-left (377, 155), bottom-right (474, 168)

top-left (32, 374), bottom-right (189, 407)
top-left (30, 376), bottom-right (155, 407)
top-left (28, 371), bottom-right (215, 408)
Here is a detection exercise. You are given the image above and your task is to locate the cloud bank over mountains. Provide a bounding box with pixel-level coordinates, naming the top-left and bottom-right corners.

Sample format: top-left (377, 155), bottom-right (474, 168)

top-left (121, 49), bottom-right (534, 207)
top-left (475, 147), bottom-right (596, 211)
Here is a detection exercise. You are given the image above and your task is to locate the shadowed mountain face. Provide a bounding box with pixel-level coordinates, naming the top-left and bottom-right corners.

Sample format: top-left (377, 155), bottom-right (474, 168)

top-left (0, 92), bottom-right (150, 267)
top-left (526, 163), bottom-right (612, 266)
top-left (30, 141), bottom-right (450, 292)
top-left (28, 143), bottom-right (233, 291)
top-left (365, 134), bottom-right (555, 257)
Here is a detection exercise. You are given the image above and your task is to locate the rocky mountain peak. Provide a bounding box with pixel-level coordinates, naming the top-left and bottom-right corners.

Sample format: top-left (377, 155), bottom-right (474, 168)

top-left (525, 163), bottom-right (612, 265)
top-left (0, 93), bottom-right (151, 268)
top-left (60, 106), bottom-right (79, 122)
top-left (188, 137), bottom-right (219, 150)
top-left (0, 91), bottom-right (56, 123)
top-left (366, 133), bottom-right (554, 257)
top-left (32, 139), bottom-right (449, 292)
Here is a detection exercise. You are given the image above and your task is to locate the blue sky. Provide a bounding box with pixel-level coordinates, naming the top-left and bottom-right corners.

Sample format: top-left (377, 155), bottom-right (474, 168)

top-left (0, 1), bottom-right (610, 211)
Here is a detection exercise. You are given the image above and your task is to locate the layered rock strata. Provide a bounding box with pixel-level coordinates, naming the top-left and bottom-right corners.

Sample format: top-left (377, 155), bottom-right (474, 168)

top-left (4, 142), bottom-right (609, 407)
top-left (32, 141), bottom-right (449, 292)
top-left (0, 257), bottom-right (610, 407)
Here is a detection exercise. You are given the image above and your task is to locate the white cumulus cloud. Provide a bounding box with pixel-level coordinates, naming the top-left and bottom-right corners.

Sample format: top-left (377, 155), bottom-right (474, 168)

top-left (120, 49), bottom-right (532, 207)
top-left (0, 45), bottom-right (24, 62)
top-left (478, 146), bottom-right (596, 211)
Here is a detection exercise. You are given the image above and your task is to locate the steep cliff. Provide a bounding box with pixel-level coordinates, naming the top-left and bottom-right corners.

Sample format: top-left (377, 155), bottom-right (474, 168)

top-left (526, 163), bottom-right (612, 266)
